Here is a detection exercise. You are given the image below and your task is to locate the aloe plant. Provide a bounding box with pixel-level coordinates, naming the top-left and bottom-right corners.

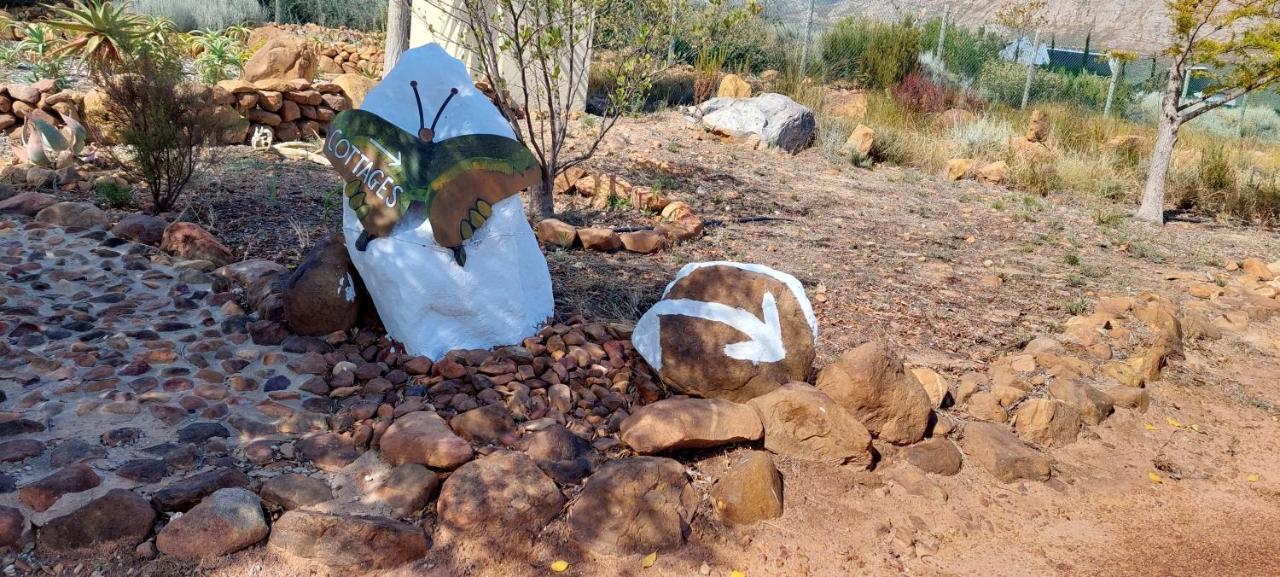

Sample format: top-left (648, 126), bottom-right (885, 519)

top-left (47, 0), bottom-right (146, 70)
top-left (17, 110), bottom-right (87, 170)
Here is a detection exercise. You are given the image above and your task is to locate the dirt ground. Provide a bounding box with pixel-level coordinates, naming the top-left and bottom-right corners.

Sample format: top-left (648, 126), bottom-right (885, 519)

top-left (26, 110), bottom-right (1280, 577)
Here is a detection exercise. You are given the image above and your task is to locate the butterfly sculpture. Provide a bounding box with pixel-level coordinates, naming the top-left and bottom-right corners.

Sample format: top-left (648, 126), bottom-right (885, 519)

top-left (324, 81), bottom-right (541, 266)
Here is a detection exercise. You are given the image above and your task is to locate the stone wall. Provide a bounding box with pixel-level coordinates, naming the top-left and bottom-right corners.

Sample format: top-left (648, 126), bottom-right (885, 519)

top-left (213, 78), bottom-right (353, 144)
top-left (0, 79), bottom-right (80, 142)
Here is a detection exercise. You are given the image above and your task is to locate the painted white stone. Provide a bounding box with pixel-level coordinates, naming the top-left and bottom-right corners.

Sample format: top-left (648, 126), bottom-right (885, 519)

top-left (633, 261), bottom-right (817, 371)
top-left (342, 44), bottom-right (553, 359)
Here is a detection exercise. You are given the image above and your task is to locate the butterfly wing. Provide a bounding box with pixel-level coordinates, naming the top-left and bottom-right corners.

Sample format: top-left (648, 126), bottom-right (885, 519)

top-left (423, 134), bottom-right (541, 255)
top-left (324, 110), bottom-right (431, 238)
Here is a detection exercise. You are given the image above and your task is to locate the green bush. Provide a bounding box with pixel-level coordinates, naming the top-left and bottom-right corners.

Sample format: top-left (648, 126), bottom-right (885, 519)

top-left (919, 18), bottom-right (1004, 81)
top-left (95, 179), bottom-right (133, 209)
top-left (819, 17), bottom-right (921, 89)
top-left (978, 60), bottom-right (1131, 111)
top-left (132, 0), bottom-right (264, 31)
top-left (276, 0), bottom-right (385, 31)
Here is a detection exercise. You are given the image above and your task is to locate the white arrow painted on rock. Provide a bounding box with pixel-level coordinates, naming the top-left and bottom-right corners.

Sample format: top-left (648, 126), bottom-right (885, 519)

top-left (632, 292), bottom-right (786, 372)
top-left (370, 139), bottom-right (402, 168)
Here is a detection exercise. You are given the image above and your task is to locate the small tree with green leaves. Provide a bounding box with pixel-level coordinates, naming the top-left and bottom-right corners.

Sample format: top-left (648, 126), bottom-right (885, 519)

top-left (1134, 0), bottom-right (1280, 224)
top-left (433, 0), bottom-right (668, 219)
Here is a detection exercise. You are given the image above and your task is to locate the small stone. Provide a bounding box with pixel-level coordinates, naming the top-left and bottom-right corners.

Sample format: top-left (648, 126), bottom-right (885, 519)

top-left (19, 464), bottom-right (101, 512)
top-left (437, 451), bottom-right (564, 537)
top-left (711, 450), bottom-right (783, 524)
top-left (1011, 398), bottom-right (1082, 447)
top-left (295, 433), bottom-right (362, 471)
top-left (620, 398), bottom-right (762, 454)
top-left (516, 424), bottom-right (597, 485)
top-left (373, 464), bottom-right (439, 517)
top-left (380, 411), bottom-right (474, 470)
top-left (176, 422), bottom-right (231, 444)
top-left (899, 438), bottom-right (963, 476)
top-left (268, 510), bottom-right (429, 570)
top-left (260, 474), bottom-right (333, 511)
top-left (0, 439), bottom-right (45, 463)
top-left (151, 467), bottom-right (251, 512)
top-left (37, 489), bottom-right (156, 553)
top-left (568, 457), bottom-right (697, 555)
top-left (961, 422), bottom-right (1051, 483)
top-left (449, 404), bottom-right (520, 446)
top-left (747, 383), bottom-right (872, 467)
top-left (116, 459), bottom-right (168, 483)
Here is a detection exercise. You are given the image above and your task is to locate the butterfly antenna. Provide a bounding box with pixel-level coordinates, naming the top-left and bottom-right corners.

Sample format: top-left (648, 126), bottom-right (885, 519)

top-left (430, 88), bottom-right (460, 133)
top-left (410, 80), bottom-right (426, 133)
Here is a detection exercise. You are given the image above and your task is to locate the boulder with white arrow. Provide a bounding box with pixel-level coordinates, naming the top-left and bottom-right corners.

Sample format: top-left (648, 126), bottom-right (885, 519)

top-left (633, 262), bottom-right (818, 403)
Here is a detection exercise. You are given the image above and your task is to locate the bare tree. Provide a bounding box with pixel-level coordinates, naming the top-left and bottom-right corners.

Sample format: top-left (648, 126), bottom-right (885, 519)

top-left (427, 0), bottom-right (666, 219)
top-left (385, 0), bottom-right (411, 71)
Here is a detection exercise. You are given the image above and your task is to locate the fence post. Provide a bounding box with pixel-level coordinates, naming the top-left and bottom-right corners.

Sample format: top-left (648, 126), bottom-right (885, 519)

top-left (799, 0), bottom-right (816, 77)
top-left (667, 2), bottom-right (676, 66)
top-left (1020, 29), bottom-right (1040, 110)
top-left (936, 2), bottom-right (949, 58)
top-left (1104, 56), bottom-right (1120, 118)
top-left (1239, 92), bottom-right (1248, 139)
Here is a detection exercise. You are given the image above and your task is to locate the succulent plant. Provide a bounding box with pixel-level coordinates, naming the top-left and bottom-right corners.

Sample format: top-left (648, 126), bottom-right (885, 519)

top-left (18, 109), bottom-right (87, 170)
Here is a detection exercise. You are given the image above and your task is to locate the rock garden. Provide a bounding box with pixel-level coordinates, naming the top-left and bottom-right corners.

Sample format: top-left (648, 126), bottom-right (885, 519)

top-left (3, 2), bottom-right (1280, 577)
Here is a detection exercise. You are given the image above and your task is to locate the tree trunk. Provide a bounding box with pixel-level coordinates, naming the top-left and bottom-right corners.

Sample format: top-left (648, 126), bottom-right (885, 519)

top-left (531, 171), bottom-right (555, 220)
top-left (384, 0), bottom-right (411, 72)
top-left (1135, 64), bottom-right (1186, 225)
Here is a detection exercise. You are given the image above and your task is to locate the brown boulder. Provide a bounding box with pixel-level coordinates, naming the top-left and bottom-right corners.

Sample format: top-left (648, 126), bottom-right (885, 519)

top-left (111, 213), bottom-right (166, 245)
top-left (1011, 398), bottom-right (1081, 447)
top-left (372, 464), bottom-right (439, 517)
top-left (535, 218), bottom-right (577, 248)
top-left (449, 404), bottom-right (520, 446)
top-left (747, 382), bottom-right (872, 466)
top-left (619, 397), bottom-right (763, 454)
top-left (634, 263), bottom-right (817, 402)
top-left (380, 411), bottom-right (474, 469)
top-left (568, 457), bottom-right (697, 555)
top-left (260, 473), bottom-right (333, 511)
top-left (19, 464), bottom-right (101, 512)
top-left (437, 451), bottom-right (564, 536)
top-left (242, 35), bottom-right (317, 83)
top-left (0, 191), bottom-right (56, 216)
top-left (283, 234), bottom-right (360, 336)
top-left (711, 450), bottom-right (783, 524)
top-left (1048, 380), bottom-right (1114, 425)
top-left (578, 227), bottom-right (622, 251)
top-left (899, 437), bottom-right (963, 476)
top-left (268, 510), bottom-right (428, 570)
top-left (155, 488), bottom-right (268, 559)
top-left (37, 489), bottom-right (155, 553)
top-left (716, 74), bottom-right (752, 99)
top-left (1026, 109), bottom-right (1049, 143)
top-left (35, 201), bottom-right (110, 228)
top-left (620, 230), bottom-right (665, 254)
top-left (161, 222), bottom-right (235, 267)
top-left (0, 507), bottom-right (25, 551)
top-left (815, 341), bottom-right (932, 444)
top-left (332, 73), bottom-right (376, 108)
top-left (961, 422), bottom-right (1051, 482)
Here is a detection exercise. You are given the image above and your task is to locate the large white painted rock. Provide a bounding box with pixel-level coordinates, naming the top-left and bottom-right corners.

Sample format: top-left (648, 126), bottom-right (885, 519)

top-left (339, 44), bottom-right (553, 359)
top-left (633, 262), bottom-right (818, 402)
top-left (696, 93), bottom-right (816, 153)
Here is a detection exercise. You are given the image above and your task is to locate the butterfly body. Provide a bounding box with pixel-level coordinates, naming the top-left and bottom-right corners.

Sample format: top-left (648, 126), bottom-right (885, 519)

top-left (324, 103), bottom-right (540, 266)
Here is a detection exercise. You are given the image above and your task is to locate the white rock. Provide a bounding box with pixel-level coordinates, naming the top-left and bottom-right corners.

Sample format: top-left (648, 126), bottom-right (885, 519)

top-left (696, 93), bottom-right (816, 153)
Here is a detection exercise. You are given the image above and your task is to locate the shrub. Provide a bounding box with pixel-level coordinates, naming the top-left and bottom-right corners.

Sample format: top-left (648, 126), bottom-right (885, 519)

top-left (951, 116), bottom-right (1013, 158)
top-left (132, 0), bottom-right (263, 31)
top-left (94, 57), bottom-right (221, 213)
top-left (191, 29), bottom-right (246, 84)
top-left (978, 60), bottom-right (1131, 112)
top-left (95, 179), bottom-right (133, 208)
top-left (48, 0), bottom-right (148, 71)
top-left (14, 23), bottom-right (70, 89)
top-left (892, 70), bottom-right (985, 113)
top-left (277, 0), bottom-right (384, 31)
top-left (820, 17), bottom-right (921, 89)
top-left (919, 18), bottom-right (1004, 81)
